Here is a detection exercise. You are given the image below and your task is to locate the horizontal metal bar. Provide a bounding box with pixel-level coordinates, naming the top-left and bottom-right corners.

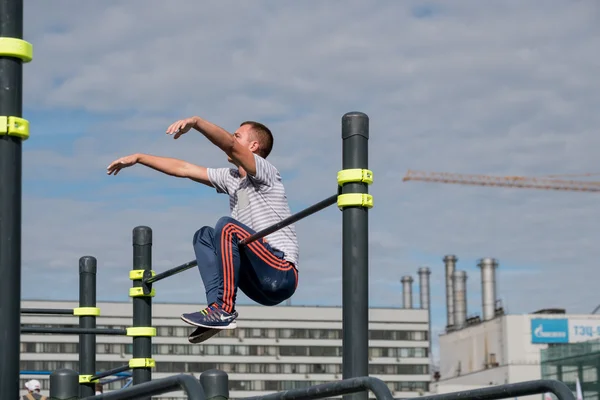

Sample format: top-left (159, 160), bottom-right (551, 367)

top-left (144, 260), bottom-right (197, 285)
top-left (90, 364), bottom-right (131, 382)
top-left (412, 379), bottom-right (574, 400)
top-left (80, 374), bottom-right (206, 400)
top-left (21, 308), bottom-right (73, 315)
top-left (144, 193), bottom-right (338, 285)
top-left (20, 370), bottom-right (131, 378)
top-left (21, 327), bottom-right (127, 335)
top-left (100, 376), bottom-right (132, 386)
top-left (238, 193), bottom-right (338, 246)
top-left (241, 376), bottom-right (393, 400)
top-left (20, 370), bottom-right (58, 376)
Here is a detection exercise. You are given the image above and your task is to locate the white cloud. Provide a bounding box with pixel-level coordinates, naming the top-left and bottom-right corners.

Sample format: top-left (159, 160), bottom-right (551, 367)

top-left (15, 0), bottom-right (600, 366)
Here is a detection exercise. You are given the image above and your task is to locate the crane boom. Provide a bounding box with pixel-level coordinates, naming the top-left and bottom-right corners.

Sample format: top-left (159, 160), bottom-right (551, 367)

top-left (403, 170), bottom-right (600, 193)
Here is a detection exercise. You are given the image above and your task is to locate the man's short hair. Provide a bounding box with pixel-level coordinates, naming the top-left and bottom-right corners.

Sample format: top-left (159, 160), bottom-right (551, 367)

top-left (240, 121), bottom-right (273, 158)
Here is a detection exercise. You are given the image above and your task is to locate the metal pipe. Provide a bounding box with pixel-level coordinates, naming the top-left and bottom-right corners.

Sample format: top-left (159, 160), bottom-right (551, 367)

top-left (414, 379), bottom-right (574, 400)
top-left (341, 112), bottom-right (369, 400)
top-left (98, 375), bottom-right (133, 385)
top-left (22, 370), bottom-right (131, 378)
top-left (443, 255), bottom-right (457, 328)
top-left (401, 275), bottom-right (413, 309)
top-left (80, 374), bottom-right (207, 400)
top-left (90, 364), bottom-right (131, 382)
top-left (241, 376), bottom-right (393, 400)
top-left (144, 194), bottom-right (338, 285)
top-left (21, 308), bottom-right (74, 315)
top-left (21, 327), bottom-right (127, 335)
top-left (145, 259), bottom-right (197, 285)
top-left (0, 0), bottom-right (27, 398)
top-left (478, 257), bottom-right (498, 321)
top-left (80, 255), bottom-right (97, 398)
top-left (132, 226), bottom-right (153, 396)
top-left (452, 270), bottom-right (468, 329)
top-left (238, 193), bottom-right (338, 246)
top-left (200, 369), bottom-right (229, 400)
top-left (50, 368), bottom-right (79, 400)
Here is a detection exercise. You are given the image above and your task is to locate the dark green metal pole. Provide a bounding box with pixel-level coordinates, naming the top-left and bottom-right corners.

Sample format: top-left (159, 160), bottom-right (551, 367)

top-left (132, 226), bottom-right (153, 398)
top-left (200, 370), bottom-right (229, 400)
top-left (79, 256), bottom-right (97, 398)
top-left (50, 369), bottom-right (79, 400)
top-left (0, 0), bottom-right (32, 398)
top-left (341, 112), bottom-right (370, 400)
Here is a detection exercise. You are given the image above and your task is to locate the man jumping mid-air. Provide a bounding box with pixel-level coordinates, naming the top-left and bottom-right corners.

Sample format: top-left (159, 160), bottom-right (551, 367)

top-left (107, 116), bottom-right (299, 342)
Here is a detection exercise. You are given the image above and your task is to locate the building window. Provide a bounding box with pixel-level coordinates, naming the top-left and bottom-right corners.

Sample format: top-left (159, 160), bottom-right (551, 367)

top-left (22, 341), bottom-right (428, 361)
top-left (308, 346), bottom-right (339, 357)
top-left (21, 360), bottom-right (427, 377)
top-left (21, 324), bottom-right (429, 344)
top-left (279, 346), bottom-right (309, 356)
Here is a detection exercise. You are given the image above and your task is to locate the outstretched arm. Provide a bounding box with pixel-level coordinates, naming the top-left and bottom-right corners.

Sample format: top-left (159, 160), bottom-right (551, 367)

top-left (107, 153), bottom-right (213, 187)
top-left (166, 116), bottom-right (257, 176)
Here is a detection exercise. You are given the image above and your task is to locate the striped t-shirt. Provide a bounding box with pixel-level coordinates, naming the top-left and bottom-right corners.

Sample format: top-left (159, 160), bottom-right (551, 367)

top-left (207, 154), bottom-right (299, 267)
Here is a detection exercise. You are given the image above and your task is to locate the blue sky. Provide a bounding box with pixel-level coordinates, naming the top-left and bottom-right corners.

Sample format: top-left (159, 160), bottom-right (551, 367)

top-left (17, 0), bottom-right (600, 363)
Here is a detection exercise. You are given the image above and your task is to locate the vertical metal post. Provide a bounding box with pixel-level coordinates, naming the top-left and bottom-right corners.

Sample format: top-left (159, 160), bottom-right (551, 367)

top-left (341, 112), bottom-right (370, 400)
top-left (50, 369), bottom-right (79, 400)
top-left (132, 226), bottom-right (153, 396)
top-left (0, 0), bottom-right (32, 398)
top-left (79, 256), bottom-right (97, 398)
top-left (200, 369), bottom-right (229, 400)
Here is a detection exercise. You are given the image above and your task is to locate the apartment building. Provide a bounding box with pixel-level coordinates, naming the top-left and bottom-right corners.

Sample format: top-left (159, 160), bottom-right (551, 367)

top-left (20, 299), bottom-right (431, 399)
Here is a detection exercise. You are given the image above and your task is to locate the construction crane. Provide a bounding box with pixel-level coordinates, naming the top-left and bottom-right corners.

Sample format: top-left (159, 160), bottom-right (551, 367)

top-left (402, 170), bottom-right (600, 193)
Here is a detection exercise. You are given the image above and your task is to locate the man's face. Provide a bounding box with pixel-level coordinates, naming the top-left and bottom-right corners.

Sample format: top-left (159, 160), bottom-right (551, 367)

top-left (235, 124), bottom-right (256, 148)
top-left (228, 125), bottom-right (258, 164)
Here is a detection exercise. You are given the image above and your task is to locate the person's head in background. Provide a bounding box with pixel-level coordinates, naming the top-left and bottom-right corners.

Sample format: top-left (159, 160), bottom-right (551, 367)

top-left (25, 379), bottom-right (41, 394)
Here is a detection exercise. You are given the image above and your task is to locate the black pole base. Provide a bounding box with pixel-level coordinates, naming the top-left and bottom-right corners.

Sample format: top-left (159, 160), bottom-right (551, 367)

top-left (50, 369), bottom-right (79, 400)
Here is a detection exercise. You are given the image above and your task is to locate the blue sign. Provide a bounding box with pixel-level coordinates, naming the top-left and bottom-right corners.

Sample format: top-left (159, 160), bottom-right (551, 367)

top-left (530, 318), bottom-right (569, 343)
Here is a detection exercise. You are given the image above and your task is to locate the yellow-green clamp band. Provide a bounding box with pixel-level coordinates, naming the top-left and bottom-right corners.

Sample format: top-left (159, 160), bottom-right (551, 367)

top-left (129, 287), bottom-right (156, 297)
top-left (79, 375), bottom-right (98, 384)
top-left (129, 358), bottom-right (155, 368)
top-left (0, 116), bottom-right (30, 140)
top-left (337, 168), bottom-right (374, 210)
top-left (129, 270), bottom-right (156, 280)
top-left (337, 169), bottom-right (374, 185)
top-left (337, 193), bottom-right (374, 210)
top-left (126, 327), bottom-right (157, 337)
top-left (0, 37), bottom-right (33, 62)
top-left (73, 307), bottom-right (101, 317)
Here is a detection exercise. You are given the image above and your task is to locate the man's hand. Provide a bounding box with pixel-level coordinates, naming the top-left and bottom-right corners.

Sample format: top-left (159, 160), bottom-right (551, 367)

top-left (107, 154), bottom-right (140, 175)
top-left (166, 117), bottom-right (198, 139)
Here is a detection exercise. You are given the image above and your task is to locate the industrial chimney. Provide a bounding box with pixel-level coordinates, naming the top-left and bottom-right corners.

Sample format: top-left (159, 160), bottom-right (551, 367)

top-left (443, 255), bottom-right (458, 328)
top-left (418, 267), bottom-right (431, 310)
top-left (478, 257), bottom-right (498, 321)
top-left (453, 270), bottom-right (468, 329)
top-left (418, 266), bottom-right (432, 365)
top-left (401, 275), bottom-right (414, 309)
